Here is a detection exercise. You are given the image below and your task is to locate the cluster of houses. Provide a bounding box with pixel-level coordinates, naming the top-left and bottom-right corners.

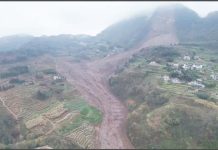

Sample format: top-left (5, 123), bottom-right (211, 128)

top-left (53, 74), bottom-right (66, 81)
top-left (167, 62), bottom-right (204, 71)
top-left (183, 55), bottom-right (200, 61)
top-left (182, 64), bottom-right (203, 71)
top-left (210, 73), bottom-right (218, 80)
top-left (163, 75), bottom-right (205, 88)
top-left (162, 55), bottom-right (218, 88)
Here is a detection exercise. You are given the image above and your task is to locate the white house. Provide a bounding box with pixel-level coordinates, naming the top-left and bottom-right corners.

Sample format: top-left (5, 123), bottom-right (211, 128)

top-left (191, 64), bottom-right (203, 70)
top-left (210, 74), bottom-right (218, 80)
top-left (182, 64), bottom-right (190, 70)
top-left (194, 56), bottom-right (200, 60)
top-left (183, 56), bottom-right (191, 60)
top-left (53, 75), bottom-right (62, 81)
top-left (172, 63), bottom-right (179, 69)
top-left (188, 81), bottom-right (205, 88)
top-left (149, 61), bottom-right (160, 66)
top-left (171, 78), bottom-right (182, 84)
top-left (197, 78), bottom-right (203, 82)
top-left (163, 75), bottom-right (170, 82)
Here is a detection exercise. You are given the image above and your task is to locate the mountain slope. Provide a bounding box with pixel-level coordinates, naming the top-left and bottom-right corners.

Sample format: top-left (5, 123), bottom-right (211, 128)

top-left (0, 35), bottom-right (34, 52)
top-left (98, 4), bottom-right (218, 48)
top-left (97, 15), bottom-right (150, 49)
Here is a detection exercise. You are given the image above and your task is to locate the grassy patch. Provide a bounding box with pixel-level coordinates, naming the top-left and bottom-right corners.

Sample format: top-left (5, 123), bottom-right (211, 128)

top-left (64, 101), bottom-right (102, 124)
top-left (59, 101), bottom-right (102, 135)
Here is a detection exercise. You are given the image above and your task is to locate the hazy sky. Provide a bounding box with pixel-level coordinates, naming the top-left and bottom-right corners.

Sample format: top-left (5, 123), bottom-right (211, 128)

top-left (0, 1), bottom-right (218, 37)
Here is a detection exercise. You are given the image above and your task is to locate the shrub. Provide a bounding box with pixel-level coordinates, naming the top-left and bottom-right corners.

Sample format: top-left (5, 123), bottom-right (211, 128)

top-left (36, 90), bottom-right (50, 100)
top-left (203, 81), bottom-right (216, 88)
top-left (42, 69), bottom-right (57, 75)
top-left (196, 91), bottom-right (210, 100)
top-left (181, 69), bottom-right (199, 82)
top-left (0, 66), bottom-right (29, 79)
top-left (9, 78), bottom-right (25, 84)
top-left (170, 71), bottom-right (180, 78)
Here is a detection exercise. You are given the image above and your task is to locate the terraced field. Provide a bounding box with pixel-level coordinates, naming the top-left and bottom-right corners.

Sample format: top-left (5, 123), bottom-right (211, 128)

top-left (0, 56), bottom-right (102, 149)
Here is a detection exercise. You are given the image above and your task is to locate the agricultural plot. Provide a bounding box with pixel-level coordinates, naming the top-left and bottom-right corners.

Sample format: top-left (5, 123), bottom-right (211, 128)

top-left (66, 123), bottom-right (95, 149)
top-left (0, 84), bottom-right (54, 121)
top-left (0, 55), bottom-right (102, 149)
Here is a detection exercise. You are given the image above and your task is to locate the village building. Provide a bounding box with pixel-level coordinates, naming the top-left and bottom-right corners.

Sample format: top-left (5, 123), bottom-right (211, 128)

top-left (149, 61), bottom-right (160, 66)
top-left (188, 81), bottom-right (205, 88)
top-left (197, 78), bottom-right (203, 82)
top-left (182, 64), bottom-right (190, 70)
top-left (167, 63), bottom-right (179, 69)
top-left (191, 64), bottom-right (203, 70)
top-left (163, 75), bottom-right (170, 82)
top-left (53, 74), bottom-right (65, 81)
top-left (210, 74), bottom-right (218, 80)
top-left (171, 78), bottom-right (183, 84)
top-left (194, 55), bottom-right (200, 60)
top-left (183, 55), bottom-right (191, 60)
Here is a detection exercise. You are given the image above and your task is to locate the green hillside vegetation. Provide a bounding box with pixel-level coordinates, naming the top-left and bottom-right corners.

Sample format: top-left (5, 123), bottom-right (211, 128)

top-left (109, 45), bottom-right (218, 149)
top-left (0, 107), bottom-right (18, 145)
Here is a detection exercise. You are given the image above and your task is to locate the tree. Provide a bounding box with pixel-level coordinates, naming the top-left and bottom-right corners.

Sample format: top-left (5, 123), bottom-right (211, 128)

top-left (36, 90), bottom-right (49, 100)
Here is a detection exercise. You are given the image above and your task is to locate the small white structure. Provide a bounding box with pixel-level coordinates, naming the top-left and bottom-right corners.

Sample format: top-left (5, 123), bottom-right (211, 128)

top-left (210, 74), bottom-right (218, 80)
top-left (53, 75), bottom-right (62, 81)
top-left (188, 81), bottom-right (205, 88)
top-left (197, 78), bottom-right (203, 82)
top-left (183, 55), bottom-right (191, 60)
top-left (191, 64), bottom-right (203, 70)
top-left (171, 78), bottom-right (182, 84)
top-left (149, 61), bottom-right (160, 66)
top-left (163, 75), bottom-right (170, 82)
top-left (182, 64), bottom-right (190, 70)
top-left (167, 63), bottom-right (179, 68)
top-left (194, 56), bottom-right (200, 60)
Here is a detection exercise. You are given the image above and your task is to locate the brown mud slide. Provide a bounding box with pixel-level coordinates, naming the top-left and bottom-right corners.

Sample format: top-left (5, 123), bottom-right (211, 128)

top-left (55, 11), bottom-right (178, 148)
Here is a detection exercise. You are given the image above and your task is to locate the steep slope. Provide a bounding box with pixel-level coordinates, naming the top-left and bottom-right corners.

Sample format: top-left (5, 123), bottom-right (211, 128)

top-left (173, 4), bottom-right (218, 43)
top-left (97, 15), bottom-right (150, 49)
top-left (98, 4), bottom-right (218, 47)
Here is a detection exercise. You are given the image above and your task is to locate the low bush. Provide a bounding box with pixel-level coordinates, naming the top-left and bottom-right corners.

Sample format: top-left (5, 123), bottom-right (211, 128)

top-left (36, 90), bottom-right (50, 100)
top-left (196, 91), bottom-right (210, 100)
top-left (9, 78), bottom-right (25, 84)
top-left (42, 69), bottom-right (57, 75)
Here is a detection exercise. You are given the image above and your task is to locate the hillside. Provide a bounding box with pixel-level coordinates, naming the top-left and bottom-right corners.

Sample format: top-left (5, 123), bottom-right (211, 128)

top-left (0, 35), bottom-right (34, 52)
top-left (109, 44), bottom-right (218, 149)
top-left (1, 3), bottom-right (218, 149)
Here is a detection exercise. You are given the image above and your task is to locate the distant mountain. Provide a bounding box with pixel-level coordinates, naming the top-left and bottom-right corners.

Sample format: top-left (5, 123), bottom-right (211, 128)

top-left (1, 4), bottom-right (218, 54)
top-left (0, 35), bottom-right (34, 52)
top-left (97, 15), bottom-right (150, 49)
top-left (97, 4), bottom-right (218, 48)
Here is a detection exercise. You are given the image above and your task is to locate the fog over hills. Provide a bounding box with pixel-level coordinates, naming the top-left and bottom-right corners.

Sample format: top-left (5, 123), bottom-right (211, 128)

top-left (1, 3), bottom-right (218, 53)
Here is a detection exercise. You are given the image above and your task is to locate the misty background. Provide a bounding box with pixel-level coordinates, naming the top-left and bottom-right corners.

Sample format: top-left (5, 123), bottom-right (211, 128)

top-left (0, 1), bottom-right (218, 37)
